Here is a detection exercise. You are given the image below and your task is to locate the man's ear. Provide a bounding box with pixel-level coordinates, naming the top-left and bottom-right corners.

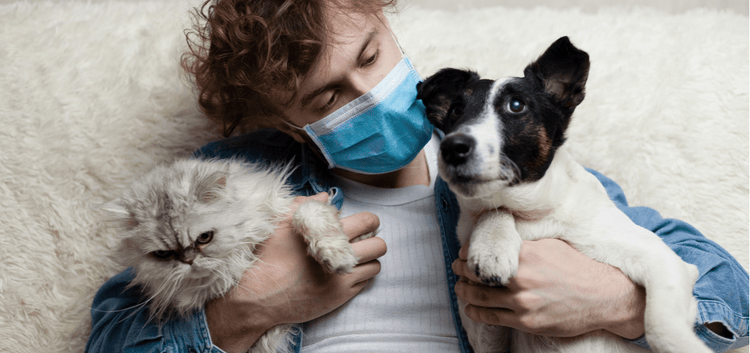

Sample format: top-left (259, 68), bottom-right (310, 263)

top-left (417, 68), bottom-right (480, 131)
top-left (524, 36), bottom-right (590, 110)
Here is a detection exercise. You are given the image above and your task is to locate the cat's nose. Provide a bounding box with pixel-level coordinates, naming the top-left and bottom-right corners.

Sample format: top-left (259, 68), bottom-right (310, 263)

top-left (179, 248), bottom-right (197, 265)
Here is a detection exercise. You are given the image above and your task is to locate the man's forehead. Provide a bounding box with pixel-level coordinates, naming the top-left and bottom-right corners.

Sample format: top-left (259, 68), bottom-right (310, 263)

top-left (304, 13), bottom-right (385, 81)
top-left (271, 11), bottom-right (391, 115)
top-left (297, 20), bottom-right (387, 98)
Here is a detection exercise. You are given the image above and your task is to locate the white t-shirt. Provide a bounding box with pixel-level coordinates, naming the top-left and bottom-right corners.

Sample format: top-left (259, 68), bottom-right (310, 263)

top-left (301, 134), bottom-right (459, 352)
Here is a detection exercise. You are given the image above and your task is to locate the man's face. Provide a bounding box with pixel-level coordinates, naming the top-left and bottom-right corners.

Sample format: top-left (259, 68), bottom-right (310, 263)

top-left (277, 10), bottom-right (402, 141)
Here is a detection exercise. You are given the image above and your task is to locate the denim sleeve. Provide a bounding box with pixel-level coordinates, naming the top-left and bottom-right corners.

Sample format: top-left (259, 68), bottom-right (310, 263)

top-left (85, 268), bottom-right (225, 353)
top-left (587, 168), bottom-right (749, 352)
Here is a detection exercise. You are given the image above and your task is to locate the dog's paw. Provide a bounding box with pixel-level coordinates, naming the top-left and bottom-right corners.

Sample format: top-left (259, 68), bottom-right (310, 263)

top-left (467, 245), bottom-right (519, 286)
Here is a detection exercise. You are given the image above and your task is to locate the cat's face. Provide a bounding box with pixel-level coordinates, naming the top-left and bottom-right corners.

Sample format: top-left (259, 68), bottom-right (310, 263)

top-left (103, 160), bottom-right (274, 318)
top-left (120, 193), bottom-right (243, 280)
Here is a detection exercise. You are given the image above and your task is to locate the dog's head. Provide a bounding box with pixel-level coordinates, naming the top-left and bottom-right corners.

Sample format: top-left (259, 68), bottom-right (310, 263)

top-left (417, 36), bottom-right (589, 198)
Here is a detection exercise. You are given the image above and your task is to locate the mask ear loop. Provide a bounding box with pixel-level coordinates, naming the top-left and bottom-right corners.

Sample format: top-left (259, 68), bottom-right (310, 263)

top-left (284, 120), bottom-right (305, 131)
top-left (281, 120), bottom-right (328, 163)
top-left (388, 28), bottom-right (406, 58)
top-left (388, 27), bottom-right (423, 83)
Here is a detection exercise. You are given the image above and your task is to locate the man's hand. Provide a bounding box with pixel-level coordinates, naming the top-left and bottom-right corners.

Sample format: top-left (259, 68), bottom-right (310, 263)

top-left (452, 238), bottom-right (646, 340)
top-left (206, 193), bottom-right (386, 353)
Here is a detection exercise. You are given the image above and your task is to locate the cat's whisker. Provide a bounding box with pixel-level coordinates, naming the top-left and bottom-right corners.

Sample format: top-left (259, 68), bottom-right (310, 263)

top-left (119, 298), bottom-right (155, 324)
top-left (91, 297), bottom-right (150, 316)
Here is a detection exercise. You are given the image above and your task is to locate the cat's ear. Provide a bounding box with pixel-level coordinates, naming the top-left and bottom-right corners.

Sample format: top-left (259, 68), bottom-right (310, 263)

top-left (195, 172), bottom-right (227, 204)
top-left (100, 199), bottom-right (139, 229)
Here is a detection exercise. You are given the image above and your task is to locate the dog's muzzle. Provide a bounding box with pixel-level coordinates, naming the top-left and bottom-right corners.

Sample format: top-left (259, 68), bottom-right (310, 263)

top-left (440, 133), bottom-right (475, 166)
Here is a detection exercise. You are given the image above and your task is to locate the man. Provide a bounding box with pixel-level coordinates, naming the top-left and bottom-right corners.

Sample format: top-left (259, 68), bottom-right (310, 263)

top-left (86, 0), bottom-right (748, 352)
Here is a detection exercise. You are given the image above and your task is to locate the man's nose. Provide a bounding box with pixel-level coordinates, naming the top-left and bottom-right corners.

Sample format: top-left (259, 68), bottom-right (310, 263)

top-left (348, 71), bottom-right (386, 98)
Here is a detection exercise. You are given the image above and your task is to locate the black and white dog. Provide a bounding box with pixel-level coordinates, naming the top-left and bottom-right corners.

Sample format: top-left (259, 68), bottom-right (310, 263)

top-left (416, 37), bottom-right (710, 353)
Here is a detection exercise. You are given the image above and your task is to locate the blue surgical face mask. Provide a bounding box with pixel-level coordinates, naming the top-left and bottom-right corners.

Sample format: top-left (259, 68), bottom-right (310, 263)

top-left (288, 54), bottom-right (433, 175)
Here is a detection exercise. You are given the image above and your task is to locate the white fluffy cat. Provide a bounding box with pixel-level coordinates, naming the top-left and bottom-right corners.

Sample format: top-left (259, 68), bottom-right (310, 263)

top-left (102, 158), bottom-right (362, 353)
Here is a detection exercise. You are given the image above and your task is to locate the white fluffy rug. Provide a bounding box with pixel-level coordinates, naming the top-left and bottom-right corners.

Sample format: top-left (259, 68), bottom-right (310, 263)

top-left (0, 1), bottom-right (746, 352)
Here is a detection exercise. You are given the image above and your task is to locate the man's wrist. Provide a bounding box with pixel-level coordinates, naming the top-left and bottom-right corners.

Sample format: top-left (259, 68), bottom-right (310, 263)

top-left (598, 266), bottom-right (646, 340)
top-left (205, 298), bottom-right (273, 353)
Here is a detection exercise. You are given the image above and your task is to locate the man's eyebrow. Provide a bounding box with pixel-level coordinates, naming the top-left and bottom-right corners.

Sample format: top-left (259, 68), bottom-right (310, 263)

top-left (299, 29), bottom-right (379, 108)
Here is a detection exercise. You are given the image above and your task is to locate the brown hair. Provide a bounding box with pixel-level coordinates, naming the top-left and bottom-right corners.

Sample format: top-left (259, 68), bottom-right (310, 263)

top-left (182, 0), bottom-right (398, 137)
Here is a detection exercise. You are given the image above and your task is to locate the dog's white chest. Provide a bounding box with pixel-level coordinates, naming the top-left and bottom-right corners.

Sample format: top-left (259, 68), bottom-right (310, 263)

top-left (512, 213), bottom-right (564, 241)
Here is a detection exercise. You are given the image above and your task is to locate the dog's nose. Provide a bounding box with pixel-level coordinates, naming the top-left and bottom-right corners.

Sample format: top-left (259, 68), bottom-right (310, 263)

top-left (441, 134), bottom-right (475, 165)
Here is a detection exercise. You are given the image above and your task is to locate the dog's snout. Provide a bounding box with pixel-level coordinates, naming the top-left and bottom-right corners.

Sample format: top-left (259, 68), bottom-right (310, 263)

top-left (441, 134), bottom-right (475, 166)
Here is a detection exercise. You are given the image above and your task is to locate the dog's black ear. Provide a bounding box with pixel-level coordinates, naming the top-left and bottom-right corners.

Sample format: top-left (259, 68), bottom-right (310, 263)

top-left (417, 68), bottom-right (480, 130)
top-left (524, 36), bottom-right (590, 110)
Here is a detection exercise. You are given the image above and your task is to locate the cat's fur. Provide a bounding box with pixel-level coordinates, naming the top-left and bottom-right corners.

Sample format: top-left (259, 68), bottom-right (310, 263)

top-left (103, 158), bottom-right (361, 353)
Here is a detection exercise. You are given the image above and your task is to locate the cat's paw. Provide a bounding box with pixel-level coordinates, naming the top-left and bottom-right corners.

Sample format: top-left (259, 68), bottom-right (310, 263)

top-left (311, 241), bottom-right (358, 274)
top-left (293, 200), bottom-right (358, 274)
top-left (351, 229), bottom-right (378, 243)
top-left (467, 244), bottom-right (518, 286)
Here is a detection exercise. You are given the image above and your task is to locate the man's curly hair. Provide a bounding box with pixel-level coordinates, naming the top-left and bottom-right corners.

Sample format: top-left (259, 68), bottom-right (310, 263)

top-left (182, 0), bottom-right (398, 137)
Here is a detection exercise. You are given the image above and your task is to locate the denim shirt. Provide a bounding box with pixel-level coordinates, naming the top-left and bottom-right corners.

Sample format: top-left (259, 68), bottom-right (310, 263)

top-left (86, 129), bottom-right (748, 353)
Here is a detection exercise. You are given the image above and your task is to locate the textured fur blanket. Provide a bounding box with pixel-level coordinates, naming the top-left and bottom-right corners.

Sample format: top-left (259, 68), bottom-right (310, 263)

top-left (0, 1), bottom-right (746, 352)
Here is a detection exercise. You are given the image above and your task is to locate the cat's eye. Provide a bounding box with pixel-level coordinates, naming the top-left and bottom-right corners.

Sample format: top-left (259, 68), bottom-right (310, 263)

top-left (508, 98), bottom-right (526, 113)
top-left (152, 250), bottom-right (175, 259)
top-left (196, 230), bottom-right (214, 245)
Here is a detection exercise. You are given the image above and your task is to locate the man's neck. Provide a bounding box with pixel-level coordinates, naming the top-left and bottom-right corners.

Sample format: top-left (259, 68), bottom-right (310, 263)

top-left (331, 150), bottom-right (430, 188)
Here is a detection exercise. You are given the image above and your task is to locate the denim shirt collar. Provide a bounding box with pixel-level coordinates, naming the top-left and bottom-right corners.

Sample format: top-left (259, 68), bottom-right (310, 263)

top-left (291, 143), bottom-right (345, 209)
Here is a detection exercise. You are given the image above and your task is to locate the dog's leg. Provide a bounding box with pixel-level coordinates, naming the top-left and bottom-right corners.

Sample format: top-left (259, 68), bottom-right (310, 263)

top-left (623, 235), bottom-right (708, 353)
top-left (468, 210), bottom-right (523, 286)
top-left (569, 210), bottom-right (711, 353)
top-left (459, 209), bottom-right (517, 352)
top-left (292, 200), bottom-right (358, 274)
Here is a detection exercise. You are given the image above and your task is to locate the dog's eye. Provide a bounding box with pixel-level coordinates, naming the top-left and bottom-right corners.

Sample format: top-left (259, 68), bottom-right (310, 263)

top-left (508, 99), bottom-right (526, 113)
top-left (152, 250), bottom-right (175, 259)
top-left (448, 102), bottom-right (464, 119)
top-left (196, 230), bottom-right (214, 245)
